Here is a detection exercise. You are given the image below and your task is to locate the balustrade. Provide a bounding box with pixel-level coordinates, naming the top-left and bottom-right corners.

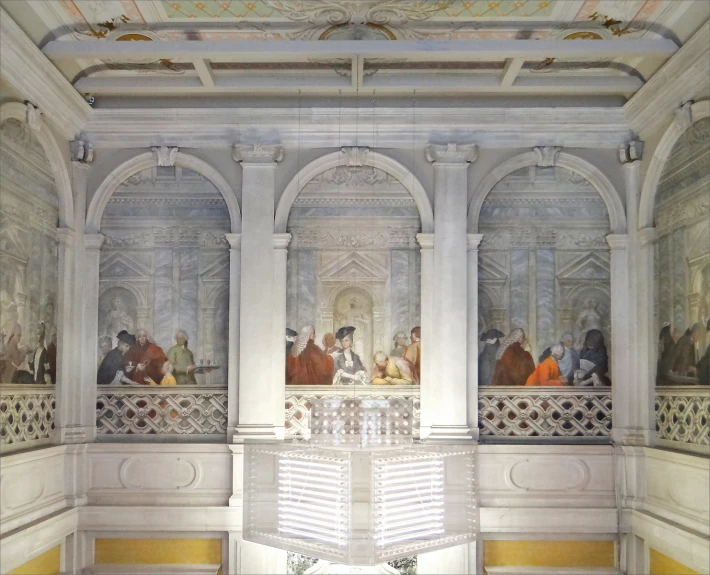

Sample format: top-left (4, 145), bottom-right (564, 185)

top-left (285, 385), bottom-right (421, 439)
top-left (96, 385), bottom-right (227, 440)
top-left (478, 386), bottom-right (612, 439)
top-left (0, 384), bottom-right (56, 452)
top-left (655, 386), bottom-right (709, 451)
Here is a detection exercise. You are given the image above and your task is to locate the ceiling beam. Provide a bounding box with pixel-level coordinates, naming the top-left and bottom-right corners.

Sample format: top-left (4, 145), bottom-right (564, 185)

top-left (500, 58), bottom-right (525, 88)
top-left (43, 39), bottom-right (678, 62)
top-left (73, 72), bottom-right (642, 96)
top-left (193, 59), bottom-right (215, 89)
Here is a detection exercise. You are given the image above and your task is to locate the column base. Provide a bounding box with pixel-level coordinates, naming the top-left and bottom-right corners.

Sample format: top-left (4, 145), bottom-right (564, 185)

top-left (613, 428), bottom-right (652, 447)
top-left (59, 425), bottom-right (91, 444)
top-left (233, 424), bottom-right (284, 442)
top-left (425, 425), bottom-right (475, 443)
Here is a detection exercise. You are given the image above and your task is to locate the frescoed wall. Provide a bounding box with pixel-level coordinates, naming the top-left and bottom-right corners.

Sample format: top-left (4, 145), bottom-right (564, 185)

top-left (97, 165), bottom-right (230, 386)
top-left (654, 118), bottom-right (710, 386)
top-left (0, 118), bottom-right (59, 384)
top-left (478, 165), bottom-right (612, 387)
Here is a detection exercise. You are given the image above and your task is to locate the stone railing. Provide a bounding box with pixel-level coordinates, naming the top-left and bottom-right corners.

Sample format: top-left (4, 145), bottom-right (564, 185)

top-left (0, 384), bottom-right (56, 452)
top-left (655, 386), bottom-right (710, 451)
top-left (478, 386), bottom-right (612, 439)
top-left (96, 385), bottom-right (228, 440)
top-left (285, 385), bottom-right (421, 439)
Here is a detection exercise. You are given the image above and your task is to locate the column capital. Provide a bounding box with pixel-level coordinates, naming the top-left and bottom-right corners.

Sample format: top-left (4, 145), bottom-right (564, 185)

top-left (638, 227), bottom-right (658, 246)
top-left (233, 143), bottom-right (283, 164)
top-left (416, 232), bottom-right (435, 250)
top-left (606, 233), bottom-right (628, 251)
top-left (225, 233), bottom-right (242, 249)
top-left (467, 233), bottom-right (483, 250)
top-left (151, 146), bottom-right (179, 166)
top-left (674, 101), bottom-right (694, 130)
top-left (71, 139), bottom-right (94, 165)
top-left (84, 233), bottom-right (105, 251)
top-left (618, 141), bottom-right (644, 165)
top-left (426, 143), bottom-right (477, 165)
top-left (55, 227), bottom-right (76, 246)
top-left (533, 145), bottom-right (562, 167)
top-left (273, 232), bottom-right (292, 250)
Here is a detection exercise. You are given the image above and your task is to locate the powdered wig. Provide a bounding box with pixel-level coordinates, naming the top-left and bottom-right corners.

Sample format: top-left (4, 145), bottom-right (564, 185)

top-left (550, 343), bottom-right (565, 359)
top-left (496, 328), bottom-right (525, 360)
top-left (292, 325), bottom-right (314, 357)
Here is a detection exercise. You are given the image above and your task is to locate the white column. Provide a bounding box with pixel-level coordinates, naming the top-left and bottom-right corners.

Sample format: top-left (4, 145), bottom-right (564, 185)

top-left (82, 233), bottom-right (105, 442)
top-left (233, 144), bottom-right (284, 441)
top-left (638, 227), bottom-right (658, 444)
top-left (466, 233), bottom-right (483, 440)
top-left (55, 227), bottom-right (75, 442)
top-left (607, 234), bottom-right (630, 445)
top-left (272, 233), bottom-right (291, 426)
top-left (417, 233), bottom-right (434, 439)
top-left (226, 233), bottom-right (241, 438)
top-left (426, 143), bottom-right (477, 441)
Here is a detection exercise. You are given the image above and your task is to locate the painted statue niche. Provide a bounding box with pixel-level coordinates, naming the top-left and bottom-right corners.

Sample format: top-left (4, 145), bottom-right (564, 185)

top-left (97, 165), bottom-right (230, 386)
top-left (285, 160), bottom-right (422, 386)
top-left (0, 118), bottom-right (59, 385)
top-left (654, 117), bottom-right (710, 387)
top-left (478, 165), bottom-right (612, 388)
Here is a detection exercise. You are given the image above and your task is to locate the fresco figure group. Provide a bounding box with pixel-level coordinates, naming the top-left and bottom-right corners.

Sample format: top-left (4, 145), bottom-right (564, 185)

top-left (657, 320), bottom-right (710, 386)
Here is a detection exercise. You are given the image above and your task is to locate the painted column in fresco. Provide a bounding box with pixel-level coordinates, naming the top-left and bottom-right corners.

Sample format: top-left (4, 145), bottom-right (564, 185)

top-left (607, 234), bottom-right (630, 444)
top-left (466, 234), bottom-right (483, 439)
top-left (233, 144), bottom-right (283, 441)
top-left (426, 143), bottom-right (477, 441)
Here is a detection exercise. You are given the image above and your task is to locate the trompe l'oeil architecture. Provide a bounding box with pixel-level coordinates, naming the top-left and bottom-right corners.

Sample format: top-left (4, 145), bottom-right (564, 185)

top-left (1, 1), bottom-right (709, 574)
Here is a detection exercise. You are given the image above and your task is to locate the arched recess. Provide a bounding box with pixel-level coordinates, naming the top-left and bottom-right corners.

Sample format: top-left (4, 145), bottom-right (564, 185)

top-left (86, 151), bottom-right (241, 233)
top-left (639, 100), bottom-right (710, 230)
top-left (467, 151), bottom-right (626, 234)
top-left (0, 102), bottom-right (74, 229)
top-left (275, 149), bottom-right (434, 233)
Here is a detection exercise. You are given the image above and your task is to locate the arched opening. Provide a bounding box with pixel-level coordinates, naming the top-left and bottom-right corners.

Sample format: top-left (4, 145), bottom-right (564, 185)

top-left (96, 164), bottom-right (232, 387)
top-left (0, 115), bottom-right (61, 387)
top-left (282, 149), bottom-right (427, 391)
top-left (476, 162), bottom-right (613, 389)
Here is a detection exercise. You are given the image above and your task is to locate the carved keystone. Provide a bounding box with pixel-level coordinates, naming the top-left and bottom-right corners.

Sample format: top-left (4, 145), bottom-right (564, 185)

top-left (533, 146), bottom-right (562, 167)
top-left (151, 146), bottom-right (179, 167)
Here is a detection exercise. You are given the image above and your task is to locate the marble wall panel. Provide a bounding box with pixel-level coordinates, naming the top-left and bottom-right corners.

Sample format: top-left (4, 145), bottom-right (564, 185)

top-left (390, 250), bottom-right (410, 340)
top-left (179, 248), bottom-right (199, 347)
top-left (152, 248), bottom-right (174, 348)
top-left (536, 249), bottom-right (556, 351)
top-left (657, 235), bottom-right (672, 328)
top-left (296, 249), bottom-right (317, 330)
top-left (510, 249), bottom-right (530, 333)
top-left (672, 228), bottom-right (688, 332)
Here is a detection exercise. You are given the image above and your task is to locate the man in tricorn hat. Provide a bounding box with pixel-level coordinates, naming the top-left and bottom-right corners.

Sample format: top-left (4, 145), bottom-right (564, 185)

top-left (97, 330), bottom-right (136, 385)
top-left (478, 328), bottom-right (504, 386)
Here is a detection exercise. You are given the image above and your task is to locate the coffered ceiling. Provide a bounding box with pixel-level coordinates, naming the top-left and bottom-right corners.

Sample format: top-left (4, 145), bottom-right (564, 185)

top-left (3, 0), bottom-right (708, 100)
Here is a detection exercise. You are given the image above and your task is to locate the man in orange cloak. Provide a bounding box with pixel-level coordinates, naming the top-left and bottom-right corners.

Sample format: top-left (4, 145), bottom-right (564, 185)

top-left (286, 325), bottom-right (334, 386)
top-left (526, 343), bottom-right (568, 386)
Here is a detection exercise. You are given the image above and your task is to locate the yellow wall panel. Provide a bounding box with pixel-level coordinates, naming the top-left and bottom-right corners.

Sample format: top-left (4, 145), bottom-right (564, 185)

top-left (484, 540), bottom-right (615, 568)
top-left (8, 545), bottom-right (61, 575)
top-left (94, 538), bottom-right (221, 565)
top-left (650, 549), bottom-right (699, 575)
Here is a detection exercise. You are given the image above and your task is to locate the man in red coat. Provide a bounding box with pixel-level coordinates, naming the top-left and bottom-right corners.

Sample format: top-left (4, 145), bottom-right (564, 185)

top-left (286, 325), bottom-right (334, 386)
top-left (124, 329), bottom-right (167, 385)
top-left (491, 328), bottom-right (535, 386)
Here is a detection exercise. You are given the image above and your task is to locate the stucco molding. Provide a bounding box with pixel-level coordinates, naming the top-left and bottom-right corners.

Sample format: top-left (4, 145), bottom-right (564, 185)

top-left (0, 101), bottom-right (75, 229)
top-left (0, 7), bottom-right (90, 139)
top-left (638, 99), bottom-right (710, 230)
top-left (86, 151), bottom-right (242, 233)
top-left (624, 22), bottom-right (710, 136)
top-left (275, 150), bottom-right (434, 233)
top-left (468, 150), bottom-right (626, 234)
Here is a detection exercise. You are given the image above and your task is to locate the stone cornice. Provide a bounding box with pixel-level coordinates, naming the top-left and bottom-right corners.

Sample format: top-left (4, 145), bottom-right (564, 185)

top-left (624, 22), bottom-right (710, 137)
top-left (416, 233), bottom-right (435, 250)
top-left (83, 107), bottom-right (632, 149)
top-left (605, 233), bottom-right (628, 251)
top-left (225, 233), bottom-right (241, 249)
top-left (467, 234), bottom-right (484, 250)
top-left (272, 233), bottom-right (292, 250)
top-left (0, 7), bottom-right (90, 139)
top-left (84, 233), bottom-right (106, 251)
top-left (55, 227), bottom-right (76, 246)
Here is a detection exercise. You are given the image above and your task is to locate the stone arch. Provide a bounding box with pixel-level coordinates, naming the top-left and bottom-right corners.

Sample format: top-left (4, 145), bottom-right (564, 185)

top-left (86, 151), bottom-right (241, 233)
top-left (326, 279), bottom-right (383, 310)
top-left (275, 148), bottom-right (434, 233)
top-left (639, 100), bottom-right (710, 230)
top-left (0, 102), bottom-right (74, 229)
top-left (99, 281), bottom-right (147, 309)
top-left (467, 151), bottom-right (626, 234)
